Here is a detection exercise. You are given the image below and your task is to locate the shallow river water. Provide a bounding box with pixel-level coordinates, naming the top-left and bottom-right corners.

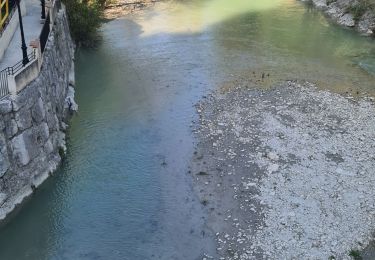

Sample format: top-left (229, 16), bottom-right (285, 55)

top-left (0, 0), bottom-right (374, 259)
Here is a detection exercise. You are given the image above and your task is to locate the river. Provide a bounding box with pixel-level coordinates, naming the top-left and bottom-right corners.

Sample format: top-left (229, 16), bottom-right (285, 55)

top-left (0, 0), bottom-right (374, 259)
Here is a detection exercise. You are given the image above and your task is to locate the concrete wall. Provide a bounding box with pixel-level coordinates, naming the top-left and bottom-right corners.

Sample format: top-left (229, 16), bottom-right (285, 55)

top-left (14, 58), bottom-right (39, 92)
top-left (0, 6), bottom-right (75, 220)
top-left (0, 0), bottom-right (27, 61)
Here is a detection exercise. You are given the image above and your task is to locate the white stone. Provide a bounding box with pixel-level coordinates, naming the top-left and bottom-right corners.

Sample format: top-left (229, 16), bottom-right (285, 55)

top-left (11, 133), bottom-right (30, 166)
top-left (267, 164), bottom-right (279, 173)
top-left (338, 13), bottom-right (355, 27)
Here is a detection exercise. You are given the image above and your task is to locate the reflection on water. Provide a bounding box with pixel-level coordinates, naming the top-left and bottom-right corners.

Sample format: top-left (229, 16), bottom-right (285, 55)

top-left (136, 0), bottom-right (375, 90)
top-left (0, 0), bottom-right (373, 259)
top-left (138, 0), bottom-right (286, 35)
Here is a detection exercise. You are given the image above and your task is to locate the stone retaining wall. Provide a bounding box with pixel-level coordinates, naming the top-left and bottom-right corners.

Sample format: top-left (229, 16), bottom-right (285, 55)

top-left (0, 6), bottom-right (76, 220)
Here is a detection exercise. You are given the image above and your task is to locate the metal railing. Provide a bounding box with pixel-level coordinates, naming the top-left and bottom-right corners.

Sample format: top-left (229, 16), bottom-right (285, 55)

top-left (7, 50), bottom-right (36, 74)
top-left (0, 0), bottom-right (61, 98)
top-left (0, 0), bottom-right (17, 34)
top-left (41, 0), bottom-right (61, 53)
top-left (0, 0), bottom-right (9, 27)
top-left (0, 50), bottom-right (36, 98)
top-left (0, 66), bottom-right (8, 97)
top-left (39, 13), bottom-right (50, 53)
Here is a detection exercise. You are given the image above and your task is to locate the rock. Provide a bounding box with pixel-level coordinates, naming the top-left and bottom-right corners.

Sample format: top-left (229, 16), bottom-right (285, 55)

top-left (309, 0), bottom-right (375, 35)
top-left (31, 97), bottom-right (46, 124)
top-left (60, 121), bottom-right (68, 131)
top-left (64, 86), bottom-right (78, 112)
top-left (10, 133), bottom-right (30, 166)
top-left (15, 109), bottom-right (33, 131)
top-left (0, 150), bottom-right (9, 177)
top-left (43, 140), bottom-right (54, 154)
top-left (327, 5), bottom-right (343, 19)
top-left (0, 132), bottom-right (9, 177)
top-left (338, 13), bottom-right (355, 27)
top-left (311, 0), bottom-right (327, 10)
top-left (243, 182), bottom-right (257, 190)
top-left (45, 102), bottom-right (59, 131)
top-left (10, 122), bottom-right (50, 166)
top-left (267, 164), bottom-right (279, 173)
top-left (4, 119), bottom-right (18, 138)
top-left (0, 193), bottom-right (7, 205)
top-left (0, 100), bottom-right (12, 114)
top-left (358, 17), bottom-right (375, 35)
top-left (267, 152), bottom-right (279, 161)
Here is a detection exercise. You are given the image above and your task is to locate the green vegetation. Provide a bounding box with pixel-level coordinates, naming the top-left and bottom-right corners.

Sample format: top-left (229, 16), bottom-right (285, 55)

top-left (63, 0), bottom-right (105, 47)
top-left (346, 0), bottom-right (375, 22)
top-left (58, 146), bottom-right (66, 158)
top-left (349, 249), bottom-right (362, 260)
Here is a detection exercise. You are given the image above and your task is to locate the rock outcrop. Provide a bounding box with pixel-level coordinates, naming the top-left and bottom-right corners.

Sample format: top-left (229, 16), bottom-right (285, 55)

top-left (302, 0), bottom-right (375, 36)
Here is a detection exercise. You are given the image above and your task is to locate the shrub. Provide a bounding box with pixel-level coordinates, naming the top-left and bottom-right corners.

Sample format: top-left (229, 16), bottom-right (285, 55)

top-left (349, 249), bottom-right (362, 260)
top-left (346, 0), bottom-right (375, 22)
top-left (63, 0), bottom-right (104, 47)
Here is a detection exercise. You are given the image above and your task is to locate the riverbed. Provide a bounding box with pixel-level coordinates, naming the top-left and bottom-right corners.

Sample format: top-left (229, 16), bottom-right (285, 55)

top-left (191, 81), bottom-right (375, 259)
top-left (0, 0), bottom-right (373, 259)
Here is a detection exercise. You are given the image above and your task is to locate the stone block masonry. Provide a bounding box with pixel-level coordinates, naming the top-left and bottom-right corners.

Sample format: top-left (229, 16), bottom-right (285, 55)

top-left (0, 6), bottom-right (76, 220)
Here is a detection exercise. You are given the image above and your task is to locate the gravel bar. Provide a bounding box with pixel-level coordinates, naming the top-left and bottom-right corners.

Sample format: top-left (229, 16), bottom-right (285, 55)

top-left (191, 81), bottom-right (375, 260)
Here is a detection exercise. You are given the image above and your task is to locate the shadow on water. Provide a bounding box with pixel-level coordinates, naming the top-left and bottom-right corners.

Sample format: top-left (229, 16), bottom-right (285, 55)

top-left (0, 0), bottom-right (374, 259)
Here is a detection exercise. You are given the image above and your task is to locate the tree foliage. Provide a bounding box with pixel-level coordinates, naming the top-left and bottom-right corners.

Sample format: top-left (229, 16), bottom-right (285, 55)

top-left (63, 0), bottom-right (104, 47)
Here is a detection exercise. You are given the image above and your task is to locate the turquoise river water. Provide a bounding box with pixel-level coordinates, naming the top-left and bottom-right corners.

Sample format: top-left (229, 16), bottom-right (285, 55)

top-left (0, 0), bottom-right (374, 259)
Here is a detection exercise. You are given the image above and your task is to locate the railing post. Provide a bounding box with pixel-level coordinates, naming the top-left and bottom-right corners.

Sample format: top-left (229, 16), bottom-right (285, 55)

top-left (40, 0), bottom-right (45, 19)
top-left (15, 0), bottom-right (29, 66)
top-left (7, 74), bottom-right (16, 96)
top-left (39, 13), bottom-right (50, 53)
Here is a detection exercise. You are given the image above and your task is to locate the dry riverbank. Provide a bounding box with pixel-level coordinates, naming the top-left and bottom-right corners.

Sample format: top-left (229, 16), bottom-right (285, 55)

top-left (104, 0), bottom-right (163, 18)
top-left (191, 81), bottom-right (375, 259)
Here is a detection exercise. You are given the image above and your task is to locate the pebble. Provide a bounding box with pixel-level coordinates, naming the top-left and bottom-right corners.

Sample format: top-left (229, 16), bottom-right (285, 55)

top-left (193, 82), bottom-right (375, 259)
